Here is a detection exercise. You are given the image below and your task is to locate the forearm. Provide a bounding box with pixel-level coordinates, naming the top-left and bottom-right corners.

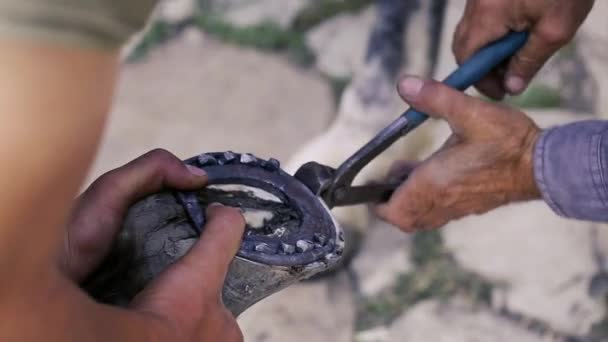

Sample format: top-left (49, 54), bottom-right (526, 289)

top-left (534, 120), bottom-right (608, 221)
top-left (0, 41), bottom-right (118, 275)
top-left (0, 1), bottom-right (181, 340)
top-left (0, 0), bottom-right (161, 293)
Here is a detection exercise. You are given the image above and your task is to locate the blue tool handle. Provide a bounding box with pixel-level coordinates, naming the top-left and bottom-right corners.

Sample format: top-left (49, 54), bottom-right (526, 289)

top-left (405, 31), bottom-right (529, 127)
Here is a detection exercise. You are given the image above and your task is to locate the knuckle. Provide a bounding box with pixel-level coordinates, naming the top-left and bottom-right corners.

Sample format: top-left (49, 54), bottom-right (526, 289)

top-left (90, 167), bottom-right (128, 194)
top-left (466, 98), bottom-right (486, 122)
top-left (422, 82), bottom-right (443, 101)
top-left (399, 220), bottom-right (417, 233)
top-left (141, 149), bottom-right (185, 180)
top-left (435, 184), bottom-right (450, 200)
top-left (510, 54), bottom-right (541, 73)
top-left (381, 204), bottom-right (416, 232)
top-left (399, 207), bottom-right (425, 232)
top-left (512, 52), bottom-right (543, 73)
top-left (426, 220), bottom-right (446, 230)
top-left (145, 148), bottom-right (178, 165)
top-left (537, 24), bottom-right (572, 46)
top-left (476, 0), bottom-right (500, 12)
top-left (452, 22), bottom-right (468, 57)
top-left (415, 221), bottom-right (433, 231)
top-left (147, 147), bottom-right (172, 157)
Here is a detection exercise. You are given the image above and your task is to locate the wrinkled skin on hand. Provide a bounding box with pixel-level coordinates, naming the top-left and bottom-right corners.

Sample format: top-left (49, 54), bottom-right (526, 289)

top-left (454, 0), bottom-right (594, 99)
top-left (377, 77), bottom-right (541, 232)
top-left (60, 149), bottom-right (245, 342)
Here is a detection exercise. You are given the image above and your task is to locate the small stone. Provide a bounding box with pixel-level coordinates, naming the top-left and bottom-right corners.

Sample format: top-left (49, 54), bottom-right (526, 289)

top-left (296, 240), bottom-right (313, 253)
top-left (313, 233), bottom-right (327, 245)
top-left (265, 158), bottom-right (281, 172)
top-left (254, 242), bottom-right (276, 254)
top-left (280, 243), bottom-right (296, 255)
top-left (197, 154), bottom-right (218, 166)
top-left (240, 153), bottom-right (257, 164)
top-left (243, 284), bottom-right (253, 295)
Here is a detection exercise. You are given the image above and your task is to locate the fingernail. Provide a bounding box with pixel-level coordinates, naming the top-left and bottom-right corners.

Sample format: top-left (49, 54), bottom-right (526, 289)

top-left (186, 164), bottom-right (207, 178)
top-left (399, 77), bottom-right (424, 99)
top-left (206, 202), bottom-right (224, 215)
top-left (505, 76), bottom-right (526, 94)
top-left (208, 202), bottom-right (244, 213)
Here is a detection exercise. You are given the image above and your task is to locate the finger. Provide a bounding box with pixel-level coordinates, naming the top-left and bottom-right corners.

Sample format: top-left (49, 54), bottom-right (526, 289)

top-left (453, 21), bottom-right (510, 66)
top-left (452, 14), bottom-right (510, 99)
top-left (397, 76), bottom-right (499, 137)
top-left (175, 204), bottom-right (245, 298)
top-left (376, 172), bottom-right (433, 233)
top-left (376, 203), bottom-right (415, 233)
top-left (505, 0), bottom-right (592, 95)
top-left (472, 75), bottom-right (506, 100)
top-left (130, 205), bottom-right (244, 324)
top-left (386, 160), bottom-right (420, 184)
top-left (73, 148), bottom-right (206, 230)
top-left (64, 149), bottom-right (206, 281)
top-left (414, 210), bottom-right (452, 231)
top-left (82, 149), bottom-right (206, 212)
top-left (504, 27), bottom-right (566, 95)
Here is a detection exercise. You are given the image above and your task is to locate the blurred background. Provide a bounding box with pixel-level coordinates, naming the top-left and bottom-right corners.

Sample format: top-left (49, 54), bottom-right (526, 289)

top-left (88, 0), bottom-right (608, 341)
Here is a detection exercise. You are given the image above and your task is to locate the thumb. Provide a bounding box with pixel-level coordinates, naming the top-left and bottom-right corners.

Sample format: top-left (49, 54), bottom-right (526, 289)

top-left (177, 204), bottom-right (246, 297)
top-left (131, 204), bottom-right (245, 319)
top-left (397, 76), bottom-right (490, 137)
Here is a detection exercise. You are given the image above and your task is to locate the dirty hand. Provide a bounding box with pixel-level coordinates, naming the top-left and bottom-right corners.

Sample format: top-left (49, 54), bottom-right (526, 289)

top-left (454, 0), bottom-right (594, 99)
top-left (61, 149), bottom-right (246, 341)
top-left (377, 77), bottom-right (541, 232)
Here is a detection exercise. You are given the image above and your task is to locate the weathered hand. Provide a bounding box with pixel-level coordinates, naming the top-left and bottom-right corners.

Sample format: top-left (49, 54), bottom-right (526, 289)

top-left (377, 77), bottom-right (541, 232)
top-left (60, 149), bottom-right (246, 341)
top-left (62, 149), bottom-right (207, 281)
top-left (453, 0), bottom-right (594, 99)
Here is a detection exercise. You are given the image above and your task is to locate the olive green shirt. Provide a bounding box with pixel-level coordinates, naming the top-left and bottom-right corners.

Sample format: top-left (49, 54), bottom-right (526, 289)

top-left (0, 0), bottom-right (157, 50)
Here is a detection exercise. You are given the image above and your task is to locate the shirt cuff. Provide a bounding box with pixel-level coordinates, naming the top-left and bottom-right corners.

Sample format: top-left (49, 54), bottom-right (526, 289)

top-left (0, 1), bottom-right (157, 50)
top-left (534, 120), bottom-right (608, 221)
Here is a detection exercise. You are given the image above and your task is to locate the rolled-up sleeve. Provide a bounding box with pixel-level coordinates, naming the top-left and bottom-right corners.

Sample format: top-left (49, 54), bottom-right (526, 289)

top-left (534, 120), bottom-right (608, 221)
top-left (0, 0), bottom-right (157, 50)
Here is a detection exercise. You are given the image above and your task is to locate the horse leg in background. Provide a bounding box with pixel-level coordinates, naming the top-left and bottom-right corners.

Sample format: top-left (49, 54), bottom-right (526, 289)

top-left (285, 0), bottom-right (448, 269)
